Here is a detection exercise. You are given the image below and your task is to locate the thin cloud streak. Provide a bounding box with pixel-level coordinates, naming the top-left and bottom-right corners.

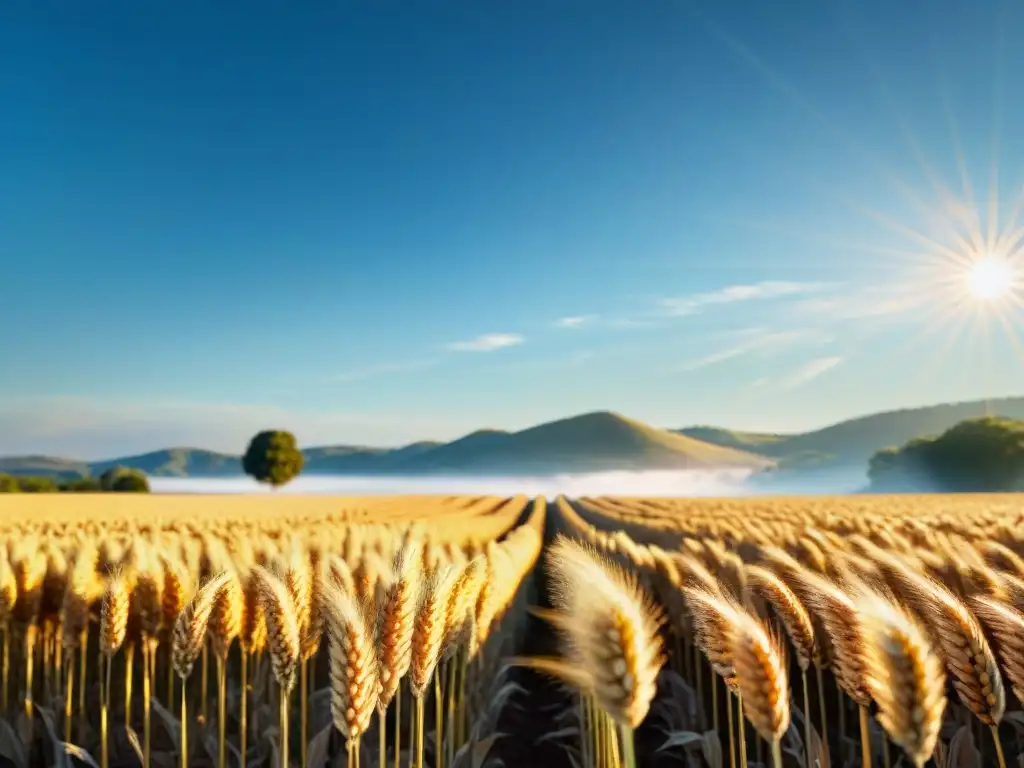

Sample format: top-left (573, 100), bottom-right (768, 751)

top-left (793, 285), bottom-right (928, 321)
top-left (679, 328), bottom-right (834, 371)
top-left (446, 333), bottom-right (525, 352)
top-left (662, 281), bottom-right (825, 316)
top-left (554, 314), bottom-right (598, 329)
top-left (779, 356), bottom-right (844, 389)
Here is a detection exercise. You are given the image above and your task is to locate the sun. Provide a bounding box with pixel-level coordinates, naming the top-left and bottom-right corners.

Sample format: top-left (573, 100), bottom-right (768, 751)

top-left (968, 257), bottom-right (1015, 301)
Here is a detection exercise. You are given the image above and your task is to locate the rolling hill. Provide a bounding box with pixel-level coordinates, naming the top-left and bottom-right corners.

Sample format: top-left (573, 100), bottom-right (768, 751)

top-left (5, 395), bottom-right (1022, 481)
top-left (398, 412), bottom-right (771, 473)
top-left (0, 411), bottom-right (768, 478)
top-left (675, 396), bottom-right (1024, 470)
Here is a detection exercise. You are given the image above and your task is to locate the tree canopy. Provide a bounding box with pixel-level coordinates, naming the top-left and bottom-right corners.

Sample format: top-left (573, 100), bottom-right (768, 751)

top-left (242, 430), bottom-right (304, 489)
top-left (868, 416), bottom-right (1024, 492)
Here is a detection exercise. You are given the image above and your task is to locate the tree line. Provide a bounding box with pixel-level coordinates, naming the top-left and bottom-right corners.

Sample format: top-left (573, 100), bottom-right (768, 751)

top-left (0, 466), bottom-right (151, 493)
top-left (868, 416), bottom-right (1024, 492)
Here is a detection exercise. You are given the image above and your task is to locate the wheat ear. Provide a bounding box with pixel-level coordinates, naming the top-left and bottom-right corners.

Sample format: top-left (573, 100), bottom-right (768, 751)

top-left (249, 565), bottom-right (301, 694)
top-left (745, 565), bottom-right (816, 670)
top-left (745, 564), bottom-right (817, 768)
top-left (250, 564), bottom-right (302, 768)
top-left (882, 559), bottom-right (1005, 727)
top-left (172, 571), bottom-right (232, 768)
top-left (99, 574), bottom-right (130, 768)
top-left (521, 536), bottom-right (665, 728)
top-left (209, 569), bottom-right (243, 768)
top-left (969, 595), bottom-right (1024, 703)
top-left (856, 589), bottom-right (946, 768)
top-left (789, 568), bottom-right (871, 707)
top-left (728, 609), bottom-right (790, 768)
top-left (323, 579), bottom-right (379, 751)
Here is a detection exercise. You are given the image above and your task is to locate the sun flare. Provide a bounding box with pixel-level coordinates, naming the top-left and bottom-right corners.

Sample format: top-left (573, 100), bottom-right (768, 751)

top-left (968, 257), bottom-right (1014, 301)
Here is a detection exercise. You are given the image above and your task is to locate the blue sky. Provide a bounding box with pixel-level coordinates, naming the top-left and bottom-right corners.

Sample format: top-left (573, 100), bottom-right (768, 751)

top-left (2, 0), bottom-right (1024, 458)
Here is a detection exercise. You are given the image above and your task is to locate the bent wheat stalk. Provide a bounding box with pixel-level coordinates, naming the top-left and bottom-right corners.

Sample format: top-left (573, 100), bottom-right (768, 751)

top-left (727, 609), bottom-right (790, 768)
top-left (745, 565), bottom-right (817, 768)
top-left (856, 590), bottom-right (945, 768)
top-left (172, 572), bottom-right (232, 768)
top-left (513, 536), bottom-right (664, 768)
top-left (250, 566), bottom-right (301, 768)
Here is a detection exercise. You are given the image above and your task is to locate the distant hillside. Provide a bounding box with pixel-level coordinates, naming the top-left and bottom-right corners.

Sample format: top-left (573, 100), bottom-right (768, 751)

top-left (400, 412), bottom-right (771, 474)
top-left (91, 448), bottom-right (241, 477)
top-left (676, 396), bottom-right (1024, 469)
top-left (1, 412), bottom-right (767, 478)
top-left (301, 441), bottom-right (443, 473)
top-left (675, 427), bottom-right (786, 452)
top-left (0, 455), bottom-right (91, 479)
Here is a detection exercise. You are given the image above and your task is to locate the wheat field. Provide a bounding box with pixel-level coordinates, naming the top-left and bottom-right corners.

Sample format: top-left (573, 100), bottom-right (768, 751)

top-left (2, 492), bottom-right (1024, 768)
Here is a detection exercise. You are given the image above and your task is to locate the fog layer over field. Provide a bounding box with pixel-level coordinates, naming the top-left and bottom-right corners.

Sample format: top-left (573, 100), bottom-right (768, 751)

top-left (149, 469), bottom-right (864, 496)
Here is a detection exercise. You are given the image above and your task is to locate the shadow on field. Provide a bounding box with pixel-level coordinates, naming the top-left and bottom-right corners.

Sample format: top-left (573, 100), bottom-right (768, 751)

top-left (493, 500), bottom-right (575, 768)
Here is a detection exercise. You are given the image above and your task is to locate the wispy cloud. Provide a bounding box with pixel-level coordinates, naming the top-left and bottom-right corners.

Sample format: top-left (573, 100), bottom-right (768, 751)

top-left (332, 359), bottom-right (436, 383)
top-left (446, 333), bottom-right (525, 352)
top-left (679, 328), bottom-right (833, 371)
top-left (662, 281), bottom-right (825, 316)
top-left (554, 315), bottom-right (598, 329)
top-left (680, 347), bottom-right (749, 371)
top-left (792, 286), bottom-right (927, 321)
top-left (779, 356), bottom-right (843, 389)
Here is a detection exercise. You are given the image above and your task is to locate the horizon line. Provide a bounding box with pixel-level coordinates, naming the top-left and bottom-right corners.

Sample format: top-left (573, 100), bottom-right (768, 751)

top-left (2, 393), bottom-right (1020, 463)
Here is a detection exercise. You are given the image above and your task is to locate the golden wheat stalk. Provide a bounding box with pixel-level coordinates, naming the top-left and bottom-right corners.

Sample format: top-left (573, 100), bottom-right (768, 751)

top-left (516, 536), bottom-right (664, 768)
top-left (880, 556), bottom-right (1005, 728)
top-left (856, 589), bottom-right (946, 768)
top-left (250, 565), bottom-right (301, 768)
top-left (323, 580), bottom-right (379, 752)
top-left (100, 574), bottom-right (130, 768)
top-left (172, 571), bottom-right (232, 768)
top-left (210, 569), bottom-right (243, 768)
top-left (789, 568), bottom-right (871, 707)
top-left (727, 609), bottom-right (790, 768)
top-left (375, 539), bottom-right (423, 768)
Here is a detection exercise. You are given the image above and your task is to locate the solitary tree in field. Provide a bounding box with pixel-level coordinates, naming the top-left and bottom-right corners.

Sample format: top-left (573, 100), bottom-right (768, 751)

top-left (242, 430), bottom-right (304, 489)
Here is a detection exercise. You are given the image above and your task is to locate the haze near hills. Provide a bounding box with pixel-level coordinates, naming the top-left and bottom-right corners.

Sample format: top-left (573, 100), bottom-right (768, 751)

top-left (1, 396), bottom-right (1019, 480)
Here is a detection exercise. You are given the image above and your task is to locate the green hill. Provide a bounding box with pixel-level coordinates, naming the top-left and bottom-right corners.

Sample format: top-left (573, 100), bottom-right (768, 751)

top-left (674, 427), bottom-right (786, 452)
top-left (301, 441), bottom-right (444, 473)
top-left (0, 455), bottom-right (91, 479)
top-left (402, 411), bottom-right (771, 474)
top-left (90, 448), bottom-right (241, 477)
top-left (676, 396), bottom-right (1024, 470)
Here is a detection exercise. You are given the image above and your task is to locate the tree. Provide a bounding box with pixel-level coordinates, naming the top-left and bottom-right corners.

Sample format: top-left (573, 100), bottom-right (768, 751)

top-left (242, 430), bottom-right (304, 489)
top-left (0, 475), bottom-right (21, 493)
top-left (868, 417), bottom-right (1024, 492)
top-left (110, 472), bottom-right (150, 493)
top-left (99, 466), bottom-right (151, 493)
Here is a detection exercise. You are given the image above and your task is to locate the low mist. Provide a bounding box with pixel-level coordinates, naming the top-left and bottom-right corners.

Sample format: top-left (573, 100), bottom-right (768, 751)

top-left (148, 468), bottom-right (862, 497)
